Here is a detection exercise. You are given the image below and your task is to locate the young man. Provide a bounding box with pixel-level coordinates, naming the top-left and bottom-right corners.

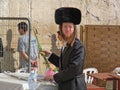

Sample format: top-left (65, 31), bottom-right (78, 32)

top-left (43, 7), bottom-right (86, 90)
top-left (17, 22), bottom-right (38, 72)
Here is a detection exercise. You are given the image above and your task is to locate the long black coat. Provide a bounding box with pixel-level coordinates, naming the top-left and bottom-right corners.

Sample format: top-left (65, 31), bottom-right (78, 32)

top-left (49, 38), bottom-right (86, 90)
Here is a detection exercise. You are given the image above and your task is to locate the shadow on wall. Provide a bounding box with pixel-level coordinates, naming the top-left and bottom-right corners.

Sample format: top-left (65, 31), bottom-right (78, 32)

top-left (1, 29), bottom-right (18, 72)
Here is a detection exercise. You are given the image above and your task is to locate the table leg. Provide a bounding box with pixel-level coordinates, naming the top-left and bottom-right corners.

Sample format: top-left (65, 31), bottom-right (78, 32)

top-left (92, 78), bottom-right (98, 85)
top-left (110, 80), bottom-right (116, 90)
top-left (118, 80), bottom-right (120, 90)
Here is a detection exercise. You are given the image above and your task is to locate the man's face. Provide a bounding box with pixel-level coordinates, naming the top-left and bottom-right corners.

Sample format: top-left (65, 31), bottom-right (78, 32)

top-left (18, 28), bottom-right (24, 35)
top-left (62, 22), bottom-right (74, 38)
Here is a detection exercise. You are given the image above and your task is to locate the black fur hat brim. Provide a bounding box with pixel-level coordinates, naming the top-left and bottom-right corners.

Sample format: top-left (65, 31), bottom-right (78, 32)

top-left (55, 7), bottom-right (81, 25)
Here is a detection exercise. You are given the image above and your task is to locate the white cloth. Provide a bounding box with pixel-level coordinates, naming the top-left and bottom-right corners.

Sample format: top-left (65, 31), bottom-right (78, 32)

top-left (37, 81), bottom-right (58, 90)
top-left (0, 73), bottom-right (28, 90)
top-left (0, 73), bottom-right (58, 90)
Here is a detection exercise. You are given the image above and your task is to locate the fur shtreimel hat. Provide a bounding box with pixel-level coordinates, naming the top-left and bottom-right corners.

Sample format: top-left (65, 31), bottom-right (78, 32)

top-left (55, 7), bottom-right (81, 25)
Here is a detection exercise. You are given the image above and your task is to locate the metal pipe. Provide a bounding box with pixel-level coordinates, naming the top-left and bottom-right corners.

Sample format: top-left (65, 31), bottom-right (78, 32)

top-left (0, 17), bottom-right (31, 73)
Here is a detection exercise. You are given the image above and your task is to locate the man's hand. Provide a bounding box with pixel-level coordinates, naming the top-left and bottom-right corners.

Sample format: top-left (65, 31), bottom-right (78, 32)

top-left (39, 50), bottom-right (51, 57)
top-left (31, 60), bottom-right (38, 67)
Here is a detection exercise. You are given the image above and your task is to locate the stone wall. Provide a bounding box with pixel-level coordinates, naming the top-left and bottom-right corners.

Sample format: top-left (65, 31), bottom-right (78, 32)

top-left (0, 0), bottom-right (120, 74)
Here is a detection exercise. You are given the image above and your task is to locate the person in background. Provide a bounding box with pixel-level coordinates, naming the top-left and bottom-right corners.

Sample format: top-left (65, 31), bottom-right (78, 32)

top-left (57, 31), bottom-right (62, 42)
top-left (17, 22), bottom-right (38, 72)
top-left (0, 38), bottom-right (3, 57)
top-left (42, 7), bottom-right (86, 90)
top-left (57, 30), bottom-right (65, 47)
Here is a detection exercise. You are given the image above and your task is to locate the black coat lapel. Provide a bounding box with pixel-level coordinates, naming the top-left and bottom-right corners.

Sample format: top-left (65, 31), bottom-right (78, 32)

top-left (62, 45), bottom-right (69, 55)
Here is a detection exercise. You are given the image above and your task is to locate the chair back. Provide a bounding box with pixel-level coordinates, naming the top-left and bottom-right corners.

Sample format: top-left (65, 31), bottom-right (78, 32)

top-left (83, 67), bottom-right (98, 83)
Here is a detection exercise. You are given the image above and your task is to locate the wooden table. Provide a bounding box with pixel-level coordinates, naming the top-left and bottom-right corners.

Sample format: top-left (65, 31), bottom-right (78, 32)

top-left (87, 83), bottom-right (105, 90)
top-left (109, 73), bottom-right (120, 90)
top-left (87, 73), bottom-right (120, 90)
top-left (109, 73), bottom-right (120, 79)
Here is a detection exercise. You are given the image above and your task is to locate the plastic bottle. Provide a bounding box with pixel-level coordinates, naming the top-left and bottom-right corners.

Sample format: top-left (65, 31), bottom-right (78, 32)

top-left (28, 68), bottom-right (38, 90)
